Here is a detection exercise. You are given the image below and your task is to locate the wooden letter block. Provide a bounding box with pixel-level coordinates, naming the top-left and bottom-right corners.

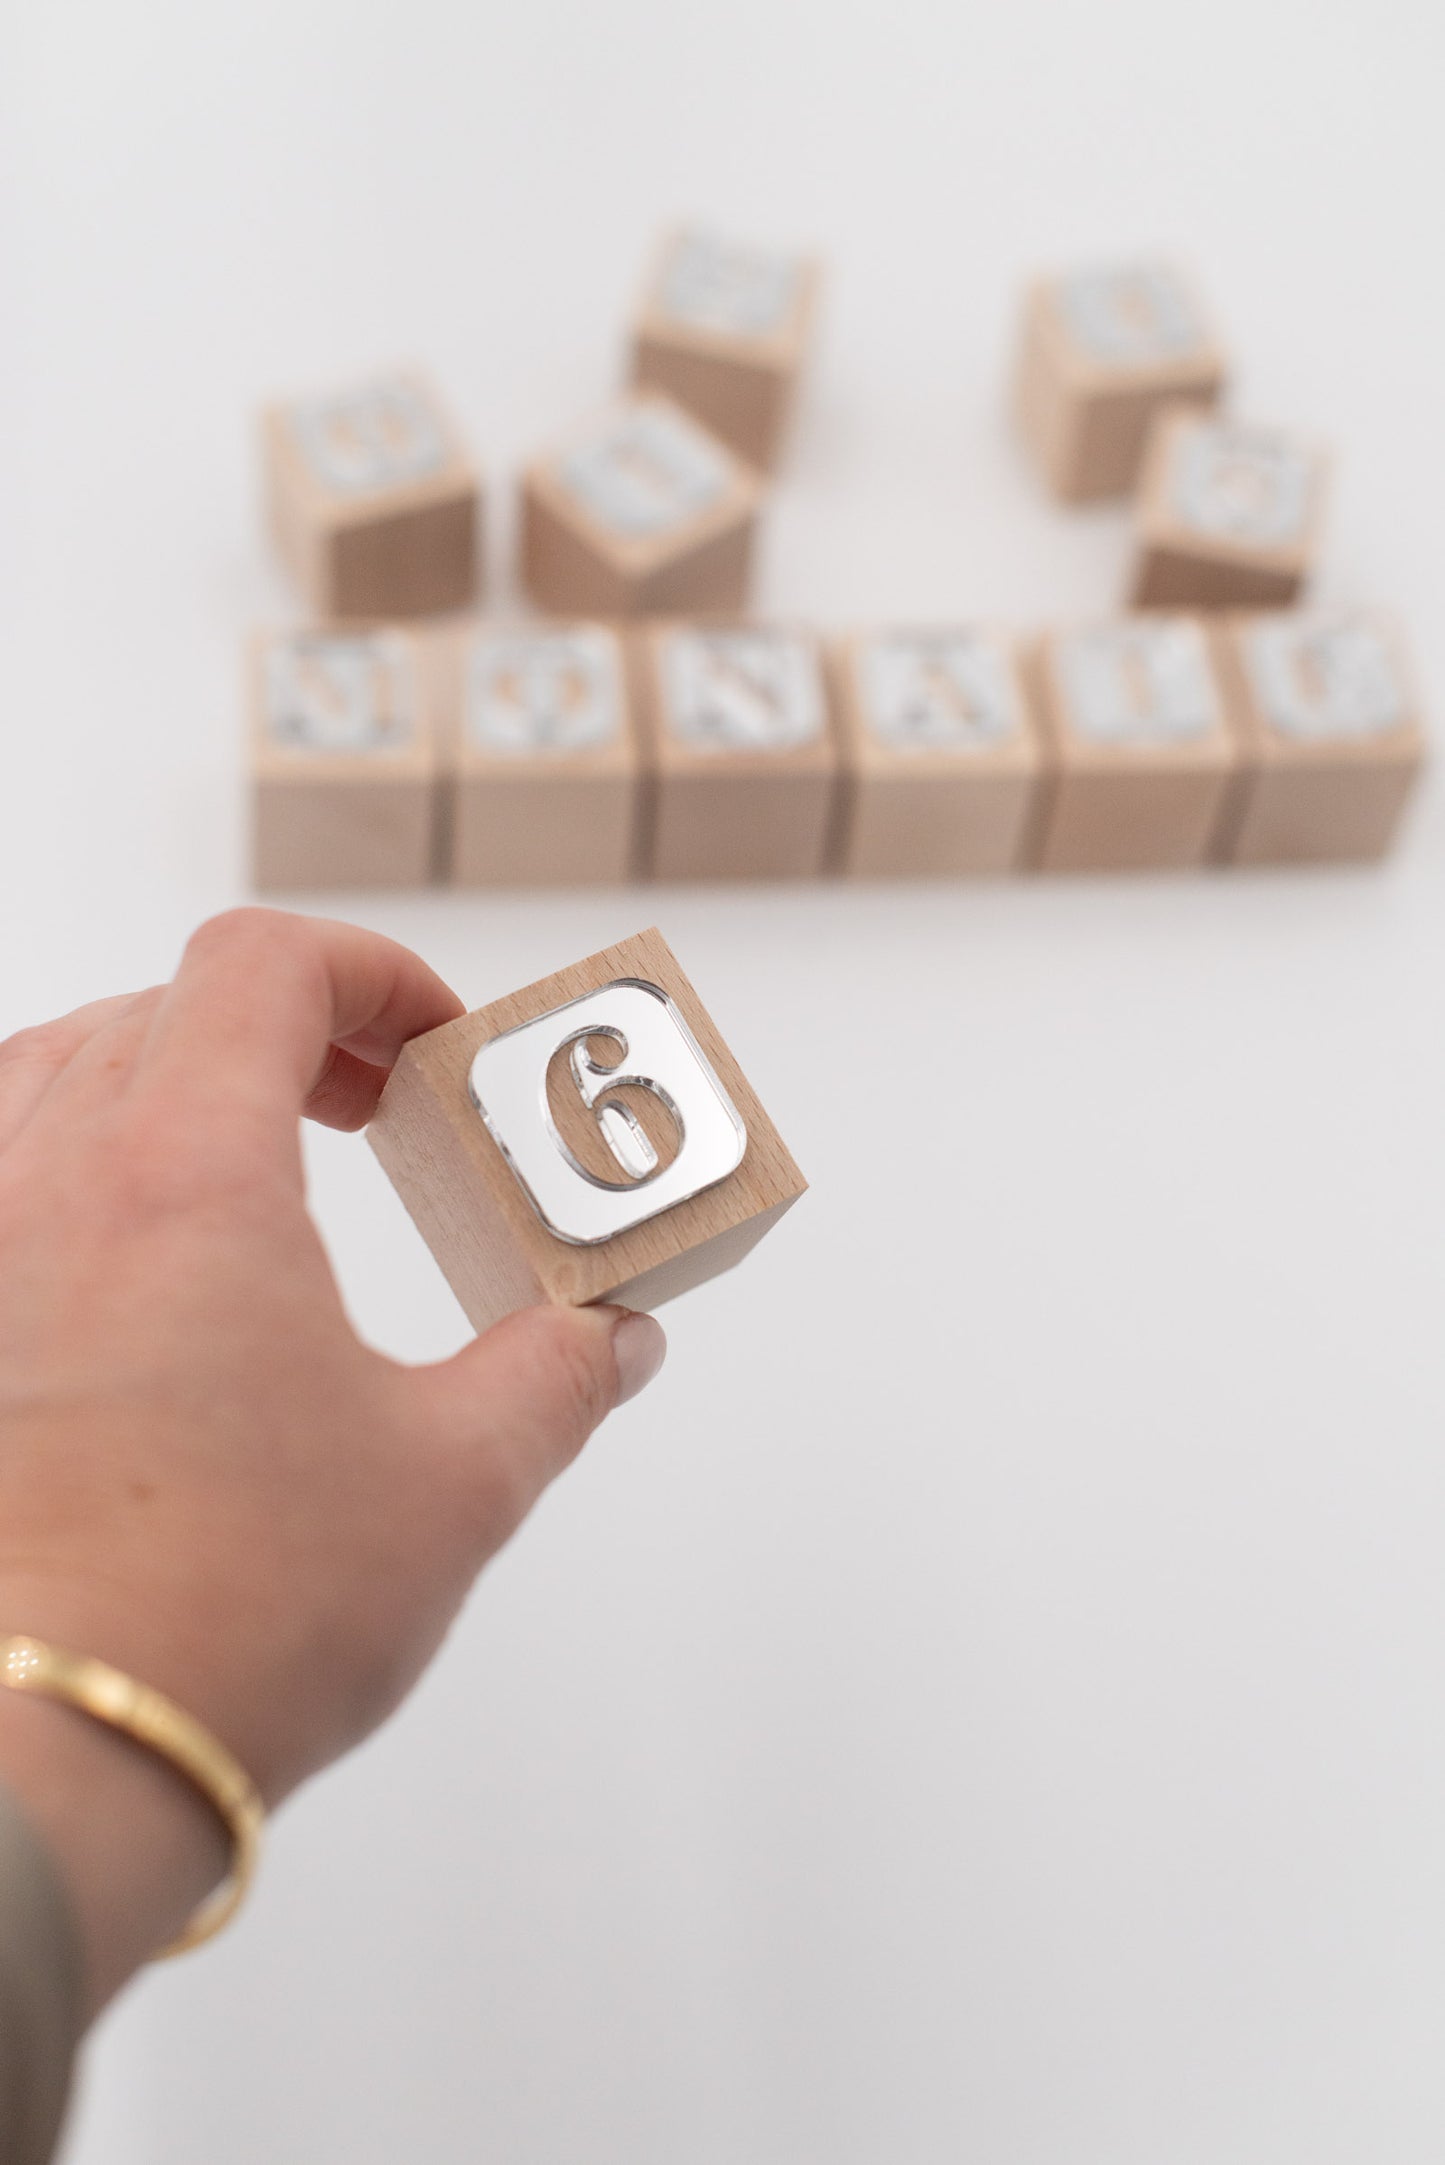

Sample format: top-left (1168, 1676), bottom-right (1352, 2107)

top-left (1131, 412), bottom-right (1327, 609)
top-left (520, 394), bottom-right (762, 618)
top-left (445, 623), bottom-right (641, 887)
top-left (630, 226), bottom-right (820, 469)
top-left (830, 626), bottom-right (1045, 876)
top-left (1214, 609), bottom-right (1425, 864)
top-left (636, 624), bottom-right (839, 880)
top-left (261, 369), bottom-right (480, 619)
top-left (1013, 260), bottom-right (1226, 501)
top-left (1031, 617), bottom-right (1238, 871)
top-left (368, 927), bottom-right (806, 1331)
top-left (250, 626), bottom-right (441, 889)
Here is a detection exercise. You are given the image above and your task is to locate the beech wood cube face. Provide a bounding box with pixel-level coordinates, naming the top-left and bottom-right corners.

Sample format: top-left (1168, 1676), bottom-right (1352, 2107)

top-left (368, 926), bottom-right (806, 1331)
top-left (1014, 261), bottom-right (1226, 502)
top-left (831, 627), bottom-right (1045, 876)
top-left (520, 394), bottom-right (761, 619)
top-left (262, 369), bottom-right (480, 620)
top-left (637, 624), bottom-right (839, 880)
top-left (251, 627), bottom-right (441, 889)
top-left (445, 623), bottom-right (641, 887)
top-left (631, 227), bottom-right (820, 470)
top-left (1131, 412), bottom-right (1327, 610)
top-left (1032, 617), bottom-right (1238, 870)
top-left (1214, 610), bottom-right (1425, 864)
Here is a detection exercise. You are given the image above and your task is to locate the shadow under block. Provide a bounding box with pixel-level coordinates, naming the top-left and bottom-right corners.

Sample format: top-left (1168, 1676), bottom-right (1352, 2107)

top-left (250, 626), bottom-right (441, 889)
top-left (520, 394), bottom-right (762, 618)
top-left (1031, 617), bottom-right (1239, 871)
top-left (1130, 411), bottom-right (1327, 610)
top-left (367, 927), bottom-right (807, 1331)
top-left (1013, 261), bottom-right (1226, 502)
top-left (261, 368), bottom-right (480, 619)
top-left (830, 628), bottom-right (1045, 876)
top-left (1213, 610), bottom-right (1426, 864)
top-left (442, 622), bottom-right (641, 886)
top-left (636, 624), bottom-right (840, 880)
top-left (630, 227), bottom-right (820, 470)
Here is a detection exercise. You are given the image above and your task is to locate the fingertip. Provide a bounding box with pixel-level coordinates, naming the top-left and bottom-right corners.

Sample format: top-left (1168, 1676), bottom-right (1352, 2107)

top-left (600, 1308), bottom-right (668, 1406)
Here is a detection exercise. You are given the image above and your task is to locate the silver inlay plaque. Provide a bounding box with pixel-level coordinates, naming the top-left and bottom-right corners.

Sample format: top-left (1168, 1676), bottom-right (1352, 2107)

top-left (1058, 263), bottom-right (1206, 365)
top-left (559, 404), bottom-right (731, 539)
top-left (662, 630), bottom-right (825, 754)
top-left (264, 632), bottom-right (415, 756)
top-left (656, 229), bottom-right (800, 338)
top-left (288, 375), bottom-right (447, 495)
top-left (1244, 615), bottom-right (1406, 743)
top-left (468, 979), bottom-right (747, 1245)
top-left (1169, 423), bottom-right (1312, 547)
top-left (466, 630), bottom-right (622, 757)
top-left (1057, 620), bottom-right (1219, 746)
top-left (860, 630), bottom-right (1023, 753)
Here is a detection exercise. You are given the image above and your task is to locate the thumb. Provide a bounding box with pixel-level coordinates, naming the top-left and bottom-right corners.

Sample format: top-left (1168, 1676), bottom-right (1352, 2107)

top-left (410, 1303), bottom-right (667, 1550)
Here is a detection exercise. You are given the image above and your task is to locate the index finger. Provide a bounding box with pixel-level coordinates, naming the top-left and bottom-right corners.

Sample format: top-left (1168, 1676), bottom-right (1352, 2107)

top-left (134, 908), bottom-right (464, 1138)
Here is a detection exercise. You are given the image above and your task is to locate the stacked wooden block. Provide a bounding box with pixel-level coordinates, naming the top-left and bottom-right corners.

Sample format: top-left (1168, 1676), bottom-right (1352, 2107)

top-left (251, 243), bottom-right (1424, 888)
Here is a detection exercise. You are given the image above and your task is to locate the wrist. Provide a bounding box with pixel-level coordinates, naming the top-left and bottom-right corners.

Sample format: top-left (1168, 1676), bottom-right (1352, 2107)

top-left (0, 1613), bottom-right (233, 2017)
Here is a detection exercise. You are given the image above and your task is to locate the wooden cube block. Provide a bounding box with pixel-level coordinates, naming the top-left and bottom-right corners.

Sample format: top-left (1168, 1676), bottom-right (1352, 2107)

top-left (1213, 609), bottom-right (1426, 864)
top-left (261, 368), bottom-right (480, 619)
top-left (1014, 260), bottom-right (1226, 501)
top-left (630, 226), bottom-right (820, 469)
top-left (1031, 617), bottom-right (1239, 871)
top-left (250, 626), bottom-right (442, 889)
top-left (635, 624), bottom-right (840, 880)
top-left (1131, 411), bottom-right (1327, 609)
top-left (520, 394), bottom-right (762, 619)
top-left (830, 626), bottom-right (1046, 876)
top-left (368, 926), bottom-right (807, 1330)
top-left (442, 623), bottom-right (641, 887)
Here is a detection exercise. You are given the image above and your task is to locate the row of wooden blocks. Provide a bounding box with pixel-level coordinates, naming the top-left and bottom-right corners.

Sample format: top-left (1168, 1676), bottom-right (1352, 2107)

top-left (262, 242), bottom-right (1326, 625)
top-left (250, 610), bottom-right (1424, 889)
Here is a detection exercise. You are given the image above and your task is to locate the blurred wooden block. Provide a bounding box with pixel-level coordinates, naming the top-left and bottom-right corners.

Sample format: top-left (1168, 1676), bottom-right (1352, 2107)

top-left (1014, 260), bottom-right (1226, 502)
top-left (520, 394), bottom-right (762, 618)
top-left (631, 226), bottom-right (820, 469)
top-left (250, 625), bottom-right (441, 889)
top-left (635, 623), bottom-right (839, 880)
top-left (444, 623), bottom-right (641, 887)
top-left (1214, 609), bottom-right (1426, 864)
top-left (368, 925), bottom-right (807, 1331)
top-left (830, 626), bottom-right (1045, 876)
top-left (261, 368), bottom-right (480, 620)
top-left (1131, 412), bottom-right (1327, 609)
top-left (1031, 617), bottom-right (1239, 871)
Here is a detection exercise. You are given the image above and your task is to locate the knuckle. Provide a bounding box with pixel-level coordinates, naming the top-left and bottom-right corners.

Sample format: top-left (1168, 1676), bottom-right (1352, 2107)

top-left (0, 1019), bottom-right (74, 1076)
top-left (184, 906), bottom-right (301, 968)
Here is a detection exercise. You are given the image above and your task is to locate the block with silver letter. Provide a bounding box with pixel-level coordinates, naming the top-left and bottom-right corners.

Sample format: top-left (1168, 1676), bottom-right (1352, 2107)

top-left (250, 626), bottom-right (443, 889)
top-left (520, 393), bottom-right (762, 618)
top-left (1031, 616), bottom-right (1239, 871)
top-left (443, 623), bottom-right (642, 887)
top-left (636, 623), bottom-right (840, 880)
top-left (630, 226), bottom-right (821, 469)
top-left (830, 626), bottom-right (1045, 876)
top-left (1131, 412), bottom-right (1327, 610)
top-left (367, 927), bottom-right (807, 1330)
top-left (1214, 610), bottom-right (1426, 864)
top-left (1013, 260), bottom-right (1226, 502)
top-left (261, 368), bottom-right (480, 619)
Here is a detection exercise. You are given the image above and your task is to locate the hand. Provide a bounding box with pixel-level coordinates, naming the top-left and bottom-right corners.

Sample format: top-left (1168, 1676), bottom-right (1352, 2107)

top-left (0, 909), bottom-right (665, 2012)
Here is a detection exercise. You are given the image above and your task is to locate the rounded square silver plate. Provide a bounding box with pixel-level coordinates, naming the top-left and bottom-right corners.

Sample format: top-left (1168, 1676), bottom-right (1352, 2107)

top-left (468, 979), bottom-right (747, 1246)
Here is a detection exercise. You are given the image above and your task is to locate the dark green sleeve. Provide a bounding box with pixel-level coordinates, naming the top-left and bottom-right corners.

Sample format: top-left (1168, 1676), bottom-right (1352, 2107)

top-left (0, 1787), bottom-right (82, 2165)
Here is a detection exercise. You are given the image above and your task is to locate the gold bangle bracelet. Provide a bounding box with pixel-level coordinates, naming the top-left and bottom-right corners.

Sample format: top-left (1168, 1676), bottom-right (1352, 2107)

top-left (0, 1634), bottom-right (265, 1958)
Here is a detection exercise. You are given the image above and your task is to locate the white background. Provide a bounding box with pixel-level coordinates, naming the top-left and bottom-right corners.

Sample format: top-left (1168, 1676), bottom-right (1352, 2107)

top-left (3, 0), bottom-right (1444, 2157)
